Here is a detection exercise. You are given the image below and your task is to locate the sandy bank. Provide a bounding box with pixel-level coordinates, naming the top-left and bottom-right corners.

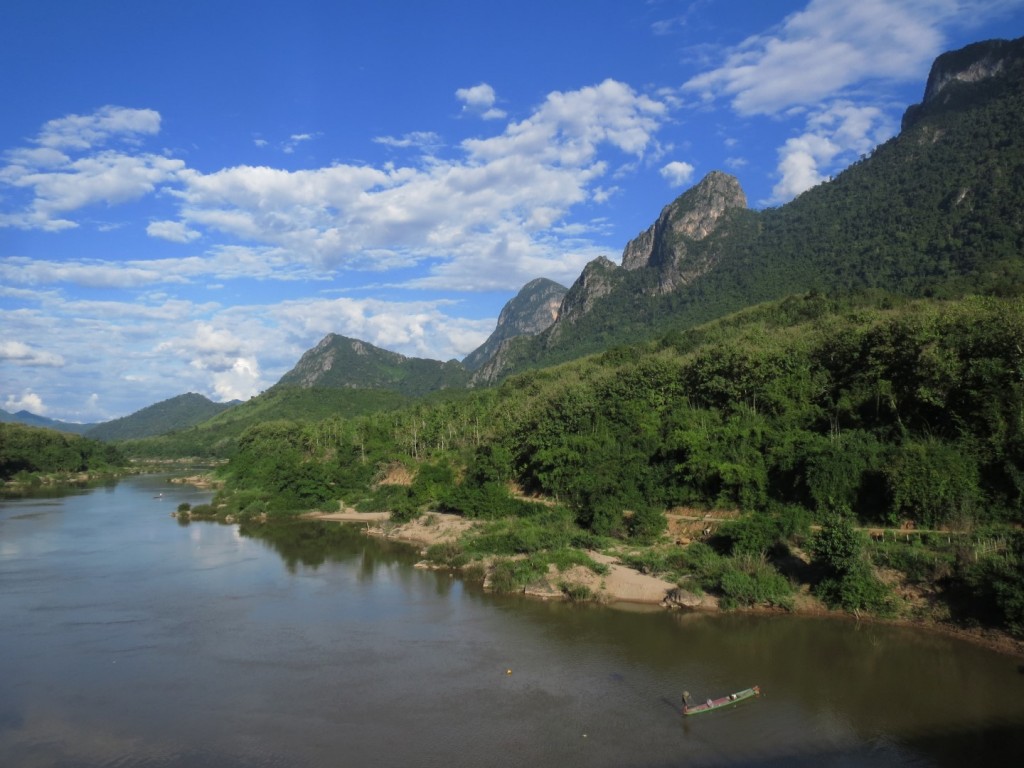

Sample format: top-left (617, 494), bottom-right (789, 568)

top-left (305, 509), bottom-right (684, 606)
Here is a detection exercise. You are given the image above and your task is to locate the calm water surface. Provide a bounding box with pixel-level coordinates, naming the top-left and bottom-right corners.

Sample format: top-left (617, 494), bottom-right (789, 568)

top-left (1, 475), bottom-right (1022, 767)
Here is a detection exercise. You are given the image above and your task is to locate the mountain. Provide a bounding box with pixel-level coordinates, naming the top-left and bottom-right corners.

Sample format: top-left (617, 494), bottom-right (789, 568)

top-left (472, 36), bottom-right (1024, 382)
top-left (0, 409), bottom-right (95, 435)
top-left (462, 278), bottom-right (567, 372)
top-left (275, 334), bottom-right (470, 397)
top-left (85, 393), bottom-right (237, 441)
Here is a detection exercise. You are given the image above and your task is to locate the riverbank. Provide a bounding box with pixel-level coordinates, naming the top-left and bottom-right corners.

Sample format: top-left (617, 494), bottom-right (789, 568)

top-left (2, 468), bottom-right (137, 490)
top-left (304, 509), bottom-right (683, 605)
top-left (303, 508), bottom-right (1024, 659)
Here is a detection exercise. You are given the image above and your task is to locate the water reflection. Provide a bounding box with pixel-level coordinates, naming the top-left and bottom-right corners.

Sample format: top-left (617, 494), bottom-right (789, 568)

top-left (236, 519), bottom-right (420, 572)
top-left (2, 480), bottom-right (1022, 767)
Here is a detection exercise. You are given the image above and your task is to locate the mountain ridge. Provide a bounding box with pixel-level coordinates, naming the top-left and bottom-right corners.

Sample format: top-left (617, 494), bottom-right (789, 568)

top-left (72, 35), bottom-right (1024, 433)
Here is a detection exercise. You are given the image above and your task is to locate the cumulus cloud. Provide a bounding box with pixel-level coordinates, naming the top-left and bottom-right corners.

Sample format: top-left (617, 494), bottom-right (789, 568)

top-left (768, 102), bottom-right (894, 203)
top-left (211, 357), bottom-right (262, 401)
top-left (4, 390), bottom-right (47, 415)
top-left (679, 0), bottom-right (1008, 203)
top-left (160, 79), bottom-right (666, 286)
top-left (0, 341), bottom-right (65, 367)
top-left (3, 83), bottom-right (668, 287)
top-left (456, 83), bottom-right (507, 119)
top-left (1, 146), bottom-right (184, 231)
top-left (35, 106), bottom-right (161, 150)
top-left (660, 160), bottom-right (696, 187)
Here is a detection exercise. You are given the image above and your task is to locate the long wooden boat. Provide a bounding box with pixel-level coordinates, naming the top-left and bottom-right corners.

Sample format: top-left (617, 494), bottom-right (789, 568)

top-left (682, 685), bottom-right (760, 716)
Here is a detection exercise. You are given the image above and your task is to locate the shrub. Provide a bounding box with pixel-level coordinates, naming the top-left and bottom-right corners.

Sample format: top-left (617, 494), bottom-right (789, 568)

top-left (488, 557), bottom-right (547, 594)
top-left (560, 583), bottom-right (594, 602)
top-left (717, 557), bottom-right (794, 611)
top-left (815, 561), bottom-right (894, 615)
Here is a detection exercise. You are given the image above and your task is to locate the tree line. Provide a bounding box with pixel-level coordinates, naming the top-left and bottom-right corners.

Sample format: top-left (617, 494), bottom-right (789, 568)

top-left (0, 423), bottom-right (127, 481)
top-left (210, 292), bottom-right (1023, 634)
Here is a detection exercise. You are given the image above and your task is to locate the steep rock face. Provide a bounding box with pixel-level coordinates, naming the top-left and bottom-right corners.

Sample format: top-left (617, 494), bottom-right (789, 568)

top-left (462, 278), bottom-right (567, 371)
top-left (620, 170), bottom-right (747, 293)
top-left (903, 37), bottom-right (1024, 128)
top-left (545, 256), bottom-right (624, 344)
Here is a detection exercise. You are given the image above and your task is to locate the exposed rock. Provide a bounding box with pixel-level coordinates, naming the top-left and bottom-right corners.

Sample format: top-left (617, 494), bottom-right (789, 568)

top-left (620, 170), bottom-right (747, 294)
top-left (903, 37), bottom-right (1024, 129)
top-left (544, 256), bottom-right (624, 344)
top-left (463, 278), bottom-right (567, 371)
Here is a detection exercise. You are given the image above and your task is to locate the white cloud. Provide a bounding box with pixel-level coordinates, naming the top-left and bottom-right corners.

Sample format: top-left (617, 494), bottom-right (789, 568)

top-left (768, 101), bottom-right (894, 203)
top-left (283, 132), bottom-right (318, 154)
top-left (157, 79), bottom-right (667, 287)
top-left (0, 255), bottom-right (174, 288)
top-left (1, 147), bottom-right (184, 231)
top-left (373, 131), bottom-right (442, 150)
top-left (35, 106), bottom-right (161, 150)
top-left (683, 0), bottom-right (953, 115)
top-left (4, 390), bottom-right (47, 415)
top-left (456, 83), bottom-right (507, 119)
top-left (0, 341), bottom-right (64, 367)
top-left (211, 357), bottom-right (262, 401)
top-left (660, 160), bottom-right (696, 187)
top-left (147, 219), bottom-right (201, 243)
top-left (3, 84), bottom-right (668, 291)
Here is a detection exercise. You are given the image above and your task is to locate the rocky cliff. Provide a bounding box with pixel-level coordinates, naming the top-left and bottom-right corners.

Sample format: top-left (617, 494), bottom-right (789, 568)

top-left (620, 170), bottom-right (747, 293)
top-left (903, 37), bottom-right (1024, 129)
top-left (536, 171), bottom-right (747, 351)
top-left (462, 278), bottom-right (567, 371)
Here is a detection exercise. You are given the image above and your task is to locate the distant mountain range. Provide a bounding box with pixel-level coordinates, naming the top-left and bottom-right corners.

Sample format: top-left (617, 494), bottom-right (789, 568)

top-left (84, 393), bottom-right (239, 441)
top-left (0, 409), bottom-right (96, 435)
top-left (12, 37), bottom-right (1024, 446)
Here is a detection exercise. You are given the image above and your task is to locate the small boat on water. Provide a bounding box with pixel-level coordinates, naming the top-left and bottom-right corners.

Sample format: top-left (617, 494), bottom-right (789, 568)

top-left (681, 685), bottom-right (760, 716)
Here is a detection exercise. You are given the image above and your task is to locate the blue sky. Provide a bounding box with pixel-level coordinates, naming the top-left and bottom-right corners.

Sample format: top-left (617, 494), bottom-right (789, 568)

top-left (2, 0), bottom-right (1023, 422)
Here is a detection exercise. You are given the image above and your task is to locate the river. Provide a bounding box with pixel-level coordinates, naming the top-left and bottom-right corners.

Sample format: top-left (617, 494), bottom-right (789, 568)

top-left (1, 474), bottom-right (1022, 766)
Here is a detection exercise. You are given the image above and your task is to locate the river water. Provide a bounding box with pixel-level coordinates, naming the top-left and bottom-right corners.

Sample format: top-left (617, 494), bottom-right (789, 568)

top-left (1, 475), bottom-right (1022, 767)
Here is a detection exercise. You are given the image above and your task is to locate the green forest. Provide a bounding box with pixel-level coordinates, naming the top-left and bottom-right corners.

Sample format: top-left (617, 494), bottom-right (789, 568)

top-left (0, 423), bottom-right (128, 483)
top-left (9, 42), bottom-right (1023, 643)
top-left (199, 292), bottom-right (1024, 637)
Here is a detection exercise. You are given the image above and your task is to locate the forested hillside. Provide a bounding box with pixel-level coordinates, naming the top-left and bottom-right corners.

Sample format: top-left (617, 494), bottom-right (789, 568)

top-left (0, 423), bottom-right (127, 481)
top-left (210, 293), bottom-right (1024, 635)
top-left (119, 386), bottom-right (410, 459)
top-left (86, 393), bottom-right (237, 441)
top-left (482, 37), bottom-right (1024, 380)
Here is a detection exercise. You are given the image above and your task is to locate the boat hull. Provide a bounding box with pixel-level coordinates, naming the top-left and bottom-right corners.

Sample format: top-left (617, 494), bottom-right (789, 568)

top-left (682, 685), bottom-right (760, 716)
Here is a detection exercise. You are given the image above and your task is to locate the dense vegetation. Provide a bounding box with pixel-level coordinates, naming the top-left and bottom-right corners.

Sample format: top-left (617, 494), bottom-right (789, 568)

top-left (493, 53), bottom-right (1024, 378)
top-left (0, 423), bottom-right (127, 482)
top-left (85, 393), bottom-right (236, 442)
top-left (22, 42), bottom-right (1021, 642)
top-left (119, 386), bottom-right (408, 459)
top-left (209, 293), bottom-right (1024, 636)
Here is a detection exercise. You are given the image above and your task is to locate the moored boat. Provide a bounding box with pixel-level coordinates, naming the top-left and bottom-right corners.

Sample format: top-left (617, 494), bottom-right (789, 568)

top-left (681, 685), bottom-right (760, 716)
